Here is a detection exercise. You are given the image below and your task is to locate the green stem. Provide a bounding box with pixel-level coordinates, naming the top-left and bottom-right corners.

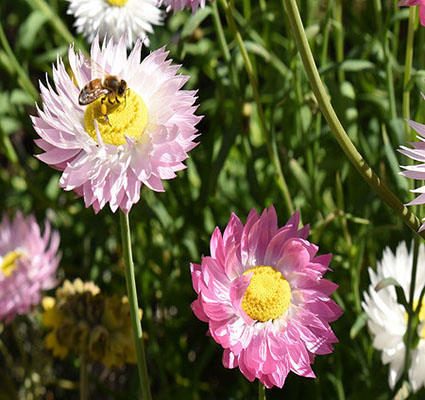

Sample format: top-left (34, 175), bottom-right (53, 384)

top-left (0, 133), bottom-right (19, 164)
top-left (212, 0), bottom-right (239, 90)
top-left (384, 33), bottom-right (397, 120)
top-left (403, 238), bottom-right (420, 380)
top-left (79, 354), bottom-right (88, 400)
top-left (212, 1), bottom-right (231, 63)
top-left (218, 0), bottom-right (294, 216)
top-left (119, 211), bottom-right (152, 400)
top-left (0, 21), bottom-right (38, 100)
top-left (403, 7), bottom-right (416, 139)
top-left (333, 0), bottom-right (344, 84)
top-left (281, 0), bottom-right (425, 238)
top-left (258, 381), bottom-right (266, 400)
top-left (373, 0), bottom-right (397, 120)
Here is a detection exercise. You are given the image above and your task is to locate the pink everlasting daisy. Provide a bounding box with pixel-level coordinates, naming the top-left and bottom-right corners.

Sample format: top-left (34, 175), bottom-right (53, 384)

top-left (162, 0), bottom-right (211, 13)
top-left (398, 1), bottom-right (425, 26)
top-left (32, 36), bottom-right (201, 213)
top-left (0, 212), bottom-right (60, 323)
top-left (190, 207), bottom-right (342, 388)
top-left (398, 109), bottom-right (425, 231)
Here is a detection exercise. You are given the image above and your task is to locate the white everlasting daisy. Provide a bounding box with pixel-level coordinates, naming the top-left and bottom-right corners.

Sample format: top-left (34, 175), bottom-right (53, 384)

top-left (66, 0), bottom-right (163, 48)
top-left (362, 242), bottom-right (425, 392)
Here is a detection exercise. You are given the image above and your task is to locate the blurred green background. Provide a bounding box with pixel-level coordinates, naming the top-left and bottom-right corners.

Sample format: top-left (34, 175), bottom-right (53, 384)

top-left (1, 0), bottom-right (425, 398)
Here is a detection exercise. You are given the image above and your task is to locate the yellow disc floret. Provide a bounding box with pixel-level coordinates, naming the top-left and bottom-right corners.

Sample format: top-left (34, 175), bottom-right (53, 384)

top-left (241, 265), bottom-right (291, 322)
top-left (409, 300), bottom-right (425, 339)
top-left (84, 90), bottom-right (148, 146)
top-left (1, 250), bottom-right (23, 276)
top-left (106, 0), bottom-right (129, 6)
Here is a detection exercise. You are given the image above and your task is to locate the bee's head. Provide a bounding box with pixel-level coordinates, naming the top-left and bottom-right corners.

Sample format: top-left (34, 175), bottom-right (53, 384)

top-left (118, 80), bottom-right (127, 97)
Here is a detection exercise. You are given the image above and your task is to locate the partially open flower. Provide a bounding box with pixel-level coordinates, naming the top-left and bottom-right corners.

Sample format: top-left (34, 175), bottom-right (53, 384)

top-left (398, 104), bottom-right (425, 231)
top-left (66, 0), bottom-right (163, 48)
top-left (42, 278), bottom-right (140, 368)
top-left (190, 207), bottom-right (342, 388)
top-left (32, 35), bottom-right (201, 213)
top-left (0, 212), bottom-right (60, 323)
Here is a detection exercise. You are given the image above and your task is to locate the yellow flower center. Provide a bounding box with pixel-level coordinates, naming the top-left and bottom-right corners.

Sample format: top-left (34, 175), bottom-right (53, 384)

top-left (241, 265), bottom-right (291, 322)
top-left (106, 0), bottom-right (129, 6)
top-left (0, 250), bottom-right (22, 277)
top-left (410, 300), bottom-right (425, 339)
top-left (83, 90), bottom-right (148, 146)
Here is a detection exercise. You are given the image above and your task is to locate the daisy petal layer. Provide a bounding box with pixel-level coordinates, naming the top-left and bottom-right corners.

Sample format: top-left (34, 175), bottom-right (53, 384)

top-left (0, 212), bottom-right (60, 323)
top-left (191, 206), bottom-right (342, 388)
top-left (162, 0), bottom-right (211, 13)
top-left (67, 0), bottom-right (163, 48)
top-left (362, 241), bottom-right (425, 391)
top-left (32, 36), bottom-right (201, 214)
top-left (398, 117), bottom-right (425, 231)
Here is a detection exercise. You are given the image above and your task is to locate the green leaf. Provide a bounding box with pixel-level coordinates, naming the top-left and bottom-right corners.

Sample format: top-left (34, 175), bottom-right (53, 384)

top-left (350, 312), bottom-right (368, 339)
top-left (382, 123), bottom-right (409, 192)
top-left (375, 277), bottom-right (408, 309)
top-left (181, 7), bottom-right (211, 38)
top-left (18, 11), bottom-right (48, 50)
top-left (375, 277), bottom-right (401, 292)
top-left (289, 159), bottom-right (312, 198)
top-left (0, 117), bottom-right (21, 135)
top-left (320, 60), bottom-right (375, 74)
top-left (10, 89), bottom-right (34, 106)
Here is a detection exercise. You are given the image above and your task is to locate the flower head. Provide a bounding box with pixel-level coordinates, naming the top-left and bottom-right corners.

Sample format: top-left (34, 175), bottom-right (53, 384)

top-left (398, 108), bottom-right (425, 231)
top-left (162, 0), bottom-right (211, 13)
top-left (398, 1), bottom-right (425, 27)
top-left (190, 207), bottom-right (342, 388)
top-left (66, 0), bottom-right (163, 48)
top-left (32, 36), bottom-right (201, 214)
top-left (362, 242), bottom-right (425, 392)
top-left (42, 278), bottom-right (140, 368)
top-left (0, 212), bottom-right (60, 323)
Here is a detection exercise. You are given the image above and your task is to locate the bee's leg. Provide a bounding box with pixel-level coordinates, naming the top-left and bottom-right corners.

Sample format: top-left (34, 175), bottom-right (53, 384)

top-left (101, 97), bottom-right (112, 126)
top-left (124, 89), bottom-right (129, 109)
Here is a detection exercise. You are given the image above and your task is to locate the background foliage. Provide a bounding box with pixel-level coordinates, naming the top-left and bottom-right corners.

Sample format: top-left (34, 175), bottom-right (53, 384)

top-left (1, 0), bottom-right (424, 398)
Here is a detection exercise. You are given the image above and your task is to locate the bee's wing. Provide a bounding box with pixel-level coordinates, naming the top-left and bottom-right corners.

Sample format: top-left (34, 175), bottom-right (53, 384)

top-left (79, 52), bottom-right (110, 79)
top-left (79, 87), bottom-right (110, 105)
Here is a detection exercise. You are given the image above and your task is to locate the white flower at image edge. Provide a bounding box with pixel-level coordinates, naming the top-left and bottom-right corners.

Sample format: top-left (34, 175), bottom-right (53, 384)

top-left (66, 0), bottom-right (163, 47)
top-left (362, 242), bottom-right (425, 392)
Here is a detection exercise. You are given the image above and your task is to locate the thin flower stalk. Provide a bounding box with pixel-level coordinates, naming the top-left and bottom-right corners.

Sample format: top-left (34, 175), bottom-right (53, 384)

top-left (373, 0), bottom-right (397, 120)
top-left (258, 381), bottom-right (266, 400)
top-left (80, 354), bottom-right (88, 400)
top-left (281, 0), bottom-right (425, 238)
top-left (218, 0), bottom-right (294, 216)
top-left (404, 238), bottom-right (420, 382)
top-left (403, 6), bottom-right (417, 140)
top-left (0, 22), bottom-right (38, 100)
top-left (119, 211), bottom-right (152, 400)
top-left (333, 0), bottom-right (344, 84)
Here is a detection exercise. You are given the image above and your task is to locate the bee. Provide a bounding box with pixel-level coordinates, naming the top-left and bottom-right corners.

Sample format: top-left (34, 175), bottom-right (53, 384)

top-left (78, 56), bottom-right (129, 125)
